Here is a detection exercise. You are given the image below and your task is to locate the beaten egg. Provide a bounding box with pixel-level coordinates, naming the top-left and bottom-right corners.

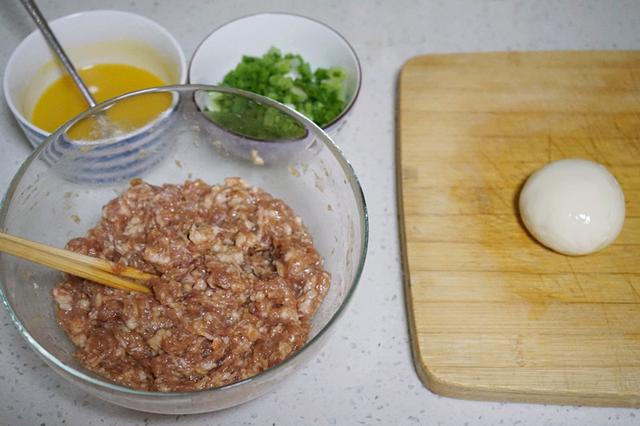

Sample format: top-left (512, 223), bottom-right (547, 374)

top-left (31, 63), bottom-right (171, 137)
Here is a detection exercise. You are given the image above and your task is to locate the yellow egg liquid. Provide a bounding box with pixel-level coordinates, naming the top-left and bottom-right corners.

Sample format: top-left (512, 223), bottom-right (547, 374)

top-left (31, 63), bottom-right (171, 139)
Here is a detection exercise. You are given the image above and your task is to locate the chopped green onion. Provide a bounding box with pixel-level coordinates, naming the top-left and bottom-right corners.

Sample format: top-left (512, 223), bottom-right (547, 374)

top-left (214, 47), bottom-right (348, 128)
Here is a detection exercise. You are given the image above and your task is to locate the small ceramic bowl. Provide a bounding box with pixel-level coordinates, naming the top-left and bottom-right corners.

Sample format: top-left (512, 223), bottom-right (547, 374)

top-left (189, 13), bottom-right (362, 136)
top-left (3, 9), bottom-right (187, 147)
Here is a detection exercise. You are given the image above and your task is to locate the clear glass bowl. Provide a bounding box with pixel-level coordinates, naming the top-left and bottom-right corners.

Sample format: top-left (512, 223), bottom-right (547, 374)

top-left (0, 85), bottom-right (368, 414)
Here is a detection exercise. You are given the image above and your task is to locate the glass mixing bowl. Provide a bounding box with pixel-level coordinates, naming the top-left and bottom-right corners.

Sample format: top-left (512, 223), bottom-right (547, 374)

top-left (0, 85), bottom-right (368, 414)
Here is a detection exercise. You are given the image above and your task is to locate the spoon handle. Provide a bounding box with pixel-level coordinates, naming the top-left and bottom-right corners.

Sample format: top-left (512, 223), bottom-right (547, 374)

top-left (20, 0), bottom-right (97, 107)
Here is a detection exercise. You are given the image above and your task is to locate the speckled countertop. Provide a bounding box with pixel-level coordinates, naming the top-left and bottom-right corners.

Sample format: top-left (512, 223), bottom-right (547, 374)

top-left (1, 1), bottom-right (639, 425)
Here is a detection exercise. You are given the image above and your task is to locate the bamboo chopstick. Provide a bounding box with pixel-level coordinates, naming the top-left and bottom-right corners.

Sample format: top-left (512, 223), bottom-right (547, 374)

top-left (0, 232), bottom-right (156, 281)
top-left (0, 231), bottom-right (154, 294)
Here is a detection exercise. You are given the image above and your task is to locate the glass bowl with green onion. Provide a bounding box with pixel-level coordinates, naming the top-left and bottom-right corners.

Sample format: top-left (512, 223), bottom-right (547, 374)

top-left (189, 13), bottom-right (361, 142)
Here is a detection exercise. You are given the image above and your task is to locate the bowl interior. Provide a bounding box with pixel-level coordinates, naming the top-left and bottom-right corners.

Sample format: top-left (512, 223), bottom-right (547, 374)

top-left (0, 85), bottom-right (367, 412)
top-left (189, 13), bottom-right (361, 122)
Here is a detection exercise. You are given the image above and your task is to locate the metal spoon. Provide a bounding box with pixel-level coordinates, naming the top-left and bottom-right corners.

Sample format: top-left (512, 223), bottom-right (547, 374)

top-left (20, 0), bottom-right (97, 108)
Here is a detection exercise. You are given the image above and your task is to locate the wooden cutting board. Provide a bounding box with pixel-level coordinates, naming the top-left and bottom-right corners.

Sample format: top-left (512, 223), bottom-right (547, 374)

top-left (397, 51), bottom-right (640, 407)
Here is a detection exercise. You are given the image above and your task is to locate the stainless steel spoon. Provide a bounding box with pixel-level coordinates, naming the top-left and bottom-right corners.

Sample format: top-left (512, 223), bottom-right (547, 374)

top-left (20, 0), bottom-right (97, 108)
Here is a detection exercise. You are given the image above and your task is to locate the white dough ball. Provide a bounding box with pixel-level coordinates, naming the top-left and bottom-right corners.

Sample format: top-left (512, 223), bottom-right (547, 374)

top-left (519, 159), bottom-right (625, 256)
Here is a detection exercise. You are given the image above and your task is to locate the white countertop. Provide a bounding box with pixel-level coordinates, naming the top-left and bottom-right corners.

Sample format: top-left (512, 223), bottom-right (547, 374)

top-left (1, 1), bottom-right (639, 424)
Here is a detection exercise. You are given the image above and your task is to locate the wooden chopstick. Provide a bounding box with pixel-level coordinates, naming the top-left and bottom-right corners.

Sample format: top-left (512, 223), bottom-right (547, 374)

top-left (0, 232), bottom-right (156, 281)
top-left (0, 232), bottom-right (153, 294)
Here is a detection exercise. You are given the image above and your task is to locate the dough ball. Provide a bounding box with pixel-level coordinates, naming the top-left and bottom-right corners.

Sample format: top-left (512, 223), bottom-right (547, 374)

top-left (519, 158), bottom-right (625, 256)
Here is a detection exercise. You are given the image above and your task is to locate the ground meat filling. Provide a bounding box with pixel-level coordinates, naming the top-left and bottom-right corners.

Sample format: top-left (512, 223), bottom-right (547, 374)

top-left (52, 178), bottom-right (330, 391)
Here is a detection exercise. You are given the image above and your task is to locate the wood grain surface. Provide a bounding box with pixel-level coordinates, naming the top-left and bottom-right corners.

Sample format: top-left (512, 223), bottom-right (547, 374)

top-left (397, 51), bottom-right (640, 407)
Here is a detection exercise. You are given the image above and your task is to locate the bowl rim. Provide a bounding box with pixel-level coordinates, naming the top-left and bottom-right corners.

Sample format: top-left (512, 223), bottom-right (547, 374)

top-left (187, 12), bottom-right (362, 132)
top-left (2, 8), bottom-right (188, 139)
top-left (0, 84), bottom-right (369, 398)
top-left (193, 90), bottom-right (310, 143)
